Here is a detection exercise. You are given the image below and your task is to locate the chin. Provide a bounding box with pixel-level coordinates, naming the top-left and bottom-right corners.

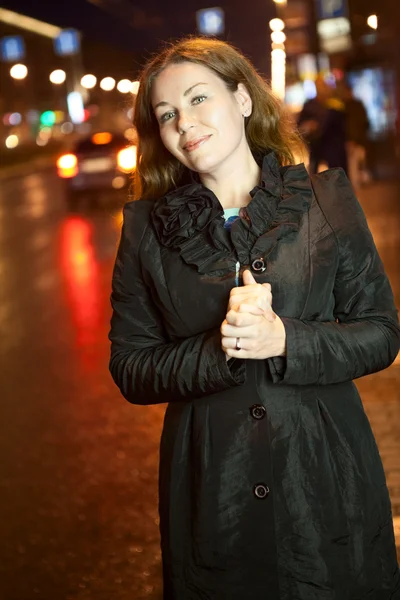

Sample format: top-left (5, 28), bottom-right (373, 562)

top-left (186, 154), bottom-right (219, 175)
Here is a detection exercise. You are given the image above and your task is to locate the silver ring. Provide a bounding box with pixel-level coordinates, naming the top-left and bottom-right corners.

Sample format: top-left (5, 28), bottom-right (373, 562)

top-left (235, 337), bottom-right (241, 351)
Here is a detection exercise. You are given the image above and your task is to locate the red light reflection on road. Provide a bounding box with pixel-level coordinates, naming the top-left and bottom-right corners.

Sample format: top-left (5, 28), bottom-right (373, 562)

top-left (60, 216), bottom-right (101, 365)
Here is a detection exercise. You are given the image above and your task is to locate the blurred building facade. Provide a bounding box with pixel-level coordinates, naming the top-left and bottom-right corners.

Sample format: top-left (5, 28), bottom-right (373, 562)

top-left (0, 8), bottom-right (140, 153)
top-left (346, 0), bottom-right (399, 139)
top-left (1, 0), bottom-right (399, 171)
top-left (276, 0), bottom-right (398, 176)
top-left (83, 0), bottom-right (277, 79)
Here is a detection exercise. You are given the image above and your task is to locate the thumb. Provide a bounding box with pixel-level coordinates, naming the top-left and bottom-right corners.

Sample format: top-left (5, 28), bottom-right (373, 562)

top-left (242, 269), bottom-right (256, 286)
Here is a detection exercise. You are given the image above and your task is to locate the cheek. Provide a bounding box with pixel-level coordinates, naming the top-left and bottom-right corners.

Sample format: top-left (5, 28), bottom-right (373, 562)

top-left (207, 103), bottom-right (242, 135)
top-left (159, 127), bottom-right (177, 154)
top-left (159, 127), bottom-right (191, 167)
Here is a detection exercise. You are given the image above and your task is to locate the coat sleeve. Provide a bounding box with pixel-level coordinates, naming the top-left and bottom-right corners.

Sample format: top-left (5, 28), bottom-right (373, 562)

top-left (268, 169), bottom-right (400, 386)
top-left (109, 202), bottom-right (245, 405)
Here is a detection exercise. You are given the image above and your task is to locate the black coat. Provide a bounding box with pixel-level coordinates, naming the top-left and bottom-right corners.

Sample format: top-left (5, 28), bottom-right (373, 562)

top-left (109, 153), bottom-right (400, 599)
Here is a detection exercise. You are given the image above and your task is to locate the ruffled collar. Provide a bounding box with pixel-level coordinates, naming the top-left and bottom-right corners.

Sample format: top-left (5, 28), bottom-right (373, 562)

top-left (151, 152), bottom-right (312, 276)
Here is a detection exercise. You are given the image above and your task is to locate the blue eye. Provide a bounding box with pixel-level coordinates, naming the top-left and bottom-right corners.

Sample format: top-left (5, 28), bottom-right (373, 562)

top-left (160, 111), bottom-right (175, 123)
top-left (192, 95), bottom-right (206, 105)
top-left (158, 95), bottom-right (206, 124)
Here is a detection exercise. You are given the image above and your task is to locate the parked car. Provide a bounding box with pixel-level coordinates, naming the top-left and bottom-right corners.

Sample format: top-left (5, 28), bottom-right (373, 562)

top-left (56, 131), bottom-right (136, 208)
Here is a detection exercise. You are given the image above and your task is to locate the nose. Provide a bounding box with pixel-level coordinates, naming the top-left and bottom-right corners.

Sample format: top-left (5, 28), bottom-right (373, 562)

top-left (177, 111), bottom-right (195, 135)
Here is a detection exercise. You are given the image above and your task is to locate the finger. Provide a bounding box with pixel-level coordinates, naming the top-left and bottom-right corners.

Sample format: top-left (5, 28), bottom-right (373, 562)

top-left (221, 322), bottom-right (259, 339)
top-left (237, 296), bottom-right (268, 312)
top-left (237, 303), bottom-right (276, 322)
top-left (230, 283), bottom-right (272, 302)
top-left (228, 285), bottom-right (272, 315)
top-left (225, 347), bottom-right (250, 359)
top-left (236, 303), bottom-right (264, 315)
top-left (221, 336), bottom-right (240, 351)
top-left (238, 304), bottom-right (276, 322)
top-left (225, 310), bottom-right (263, 327)
top-left (264, 311), bottom-right (276, 322)
top-left (229, 285), bottom-right (258, 298)
top-left (222, 336), bottom-right (253, 352)
top-left (226, 300), bottom-right (240, 314)
top-left (228, 298), bottom-right (267, 314)
top-left (240, 289), bottom-right (273, 308)
top-left (221, 321), bottom-right (260, 341)
top-left (220, 319), bottom-right (227, 334)
top-left (229, 294), bottom-right (265, 309)
top-left (242, 269), bottom-right (257, 286)
top-left (226, 310), bottom-right (262, 326)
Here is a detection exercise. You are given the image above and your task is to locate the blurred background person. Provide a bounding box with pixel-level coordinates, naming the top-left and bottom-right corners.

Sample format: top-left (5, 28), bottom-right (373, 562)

top-left (298, 76), bottom-right (348, 175)
top-left (337, 82), bottom-right (371, 190)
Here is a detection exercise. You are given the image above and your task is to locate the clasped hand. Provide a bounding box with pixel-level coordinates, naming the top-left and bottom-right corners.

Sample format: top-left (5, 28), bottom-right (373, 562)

top-left (220, 270), bottom-right (286, 360)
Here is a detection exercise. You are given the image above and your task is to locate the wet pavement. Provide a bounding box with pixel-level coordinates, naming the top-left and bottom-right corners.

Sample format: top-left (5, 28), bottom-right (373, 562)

top-left (0, 168), bottom-right (399, 600)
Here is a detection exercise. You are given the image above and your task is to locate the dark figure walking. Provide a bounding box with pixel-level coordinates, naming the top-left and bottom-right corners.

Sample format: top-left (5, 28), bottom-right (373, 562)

top-left (338, 81), bottom-right (371, 189)
top-left (298, 77), bottom-right (348, 174)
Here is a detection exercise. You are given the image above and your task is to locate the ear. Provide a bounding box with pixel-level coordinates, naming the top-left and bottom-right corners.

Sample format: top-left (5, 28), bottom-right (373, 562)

top-left (234, 83), bottom-right (252, 117)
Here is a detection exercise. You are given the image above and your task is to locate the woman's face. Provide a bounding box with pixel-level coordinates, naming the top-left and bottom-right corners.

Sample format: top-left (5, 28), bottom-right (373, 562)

top-left (151, 61), bottom-right (252, 177)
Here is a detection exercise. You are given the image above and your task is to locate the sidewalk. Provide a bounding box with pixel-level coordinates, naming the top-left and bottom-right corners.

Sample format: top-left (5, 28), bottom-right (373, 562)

top-left (356, 180), bottom-right (400, 558)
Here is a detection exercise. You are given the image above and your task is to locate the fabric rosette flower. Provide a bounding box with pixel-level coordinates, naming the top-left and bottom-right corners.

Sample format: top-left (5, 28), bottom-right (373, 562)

top-left (152, 184), bottom-right (222, 249)
top-left (149, 153), bottom-right (312, 275)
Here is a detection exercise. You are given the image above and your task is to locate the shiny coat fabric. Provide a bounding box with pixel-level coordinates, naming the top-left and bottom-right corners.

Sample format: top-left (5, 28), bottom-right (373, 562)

top-left (109, 153), bottom-right (400, 599)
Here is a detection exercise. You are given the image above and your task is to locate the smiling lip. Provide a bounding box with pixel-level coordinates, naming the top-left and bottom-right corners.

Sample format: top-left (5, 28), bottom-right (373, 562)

top-left (183, 135), bottom-right (211, 152)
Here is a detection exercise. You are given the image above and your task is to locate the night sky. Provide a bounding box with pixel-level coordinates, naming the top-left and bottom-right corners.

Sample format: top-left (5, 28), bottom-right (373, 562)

top-left (1, 0), bottom-right (171, 53)
top-left (1, 0), bottom-right (276, 76)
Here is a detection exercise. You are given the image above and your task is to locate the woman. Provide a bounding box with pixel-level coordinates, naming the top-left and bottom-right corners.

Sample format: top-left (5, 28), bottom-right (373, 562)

top-left (109, 37), bottom-right (400, 599)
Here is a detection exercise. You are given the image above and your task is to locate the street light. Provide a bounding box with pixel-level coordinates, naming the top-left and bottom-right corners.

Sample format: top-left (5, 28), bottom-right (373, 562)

top-left (9, 112), bottom-right (22, 125)
top-left (117, 79), bottom-right (132, 93)
top-left (81, 74), bottom-right (97, 89)
top-left (10, 63), bottom-right (28, 79)
top-left (100, 77), bottom-right (116, 91)
top-left (271, 31), bottom-right (286, 44)
top-left (367, 15), bottom-right (378, 29)
top-left (271, 49), bottom-right (286, 100)
top-left (269, 18), bottom-right (285, 32)
top-left (269, 19), bottom-right (286, 101)
top-left (5, 134), bottom-right (19, 148)
top-left (50, 69), bottom-right (66, 84)
top-left (130, 81), bottom-right (140, 95)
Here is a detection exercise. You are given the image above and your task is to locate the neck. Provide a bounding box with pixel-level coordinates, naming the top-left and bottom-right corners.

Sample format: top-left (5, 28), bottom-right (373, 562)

top-left (199, 149), bottom-right (261, 209)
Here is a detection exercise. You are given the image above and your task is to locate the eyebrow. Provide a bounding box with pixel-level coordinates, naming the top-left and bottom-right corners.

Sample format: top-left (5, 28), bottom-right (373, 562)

top-left (154, 82), bottom-right (208, 110)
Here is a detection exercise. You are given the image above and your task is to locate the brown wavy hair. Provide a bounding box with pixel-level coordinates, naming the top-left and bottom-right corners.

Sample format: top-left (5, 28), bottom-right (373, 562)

top-left (133, 36), bottom-right (305, 200)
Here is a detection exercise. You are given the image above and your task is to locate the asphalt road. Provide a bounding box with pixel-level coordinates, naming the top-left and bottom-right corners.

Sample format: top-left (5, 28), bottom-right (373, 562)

top-left (0, 166), bottom-right (399, 600)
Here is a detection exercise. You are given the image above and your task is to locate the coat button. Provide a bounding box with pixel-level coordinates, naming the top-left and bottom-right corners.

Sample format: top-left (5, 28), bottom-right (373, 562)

top-left (250, 404), bottom-right (266, 420)
top-left (254, 484), bottom-right (269, 499)
top-left (251, 258), bottom-right (266, 273)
